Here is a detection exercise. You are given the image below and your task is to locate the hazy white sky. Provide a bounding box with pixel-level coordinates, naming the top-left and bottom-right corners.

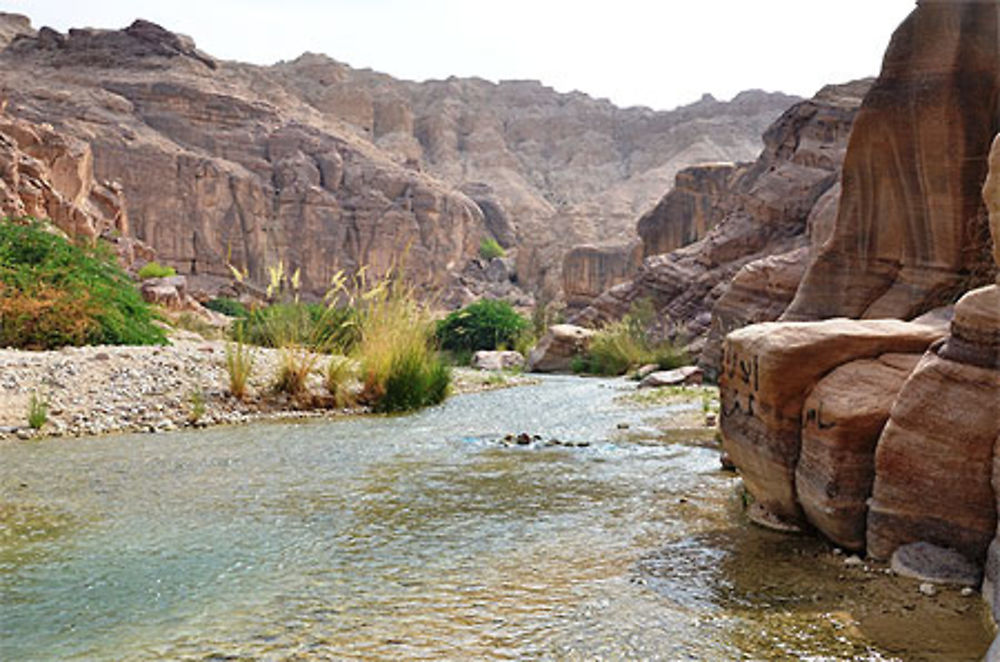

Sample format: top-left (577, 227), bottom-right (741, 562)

top-left (6, 0), bottom-right (916, 110)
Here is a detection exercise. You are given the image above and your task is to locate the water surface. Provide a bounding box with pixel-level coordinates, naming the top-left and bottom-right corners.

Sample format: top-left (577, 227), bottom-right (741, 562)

top-left (0, 376), bottom-right (992, 660)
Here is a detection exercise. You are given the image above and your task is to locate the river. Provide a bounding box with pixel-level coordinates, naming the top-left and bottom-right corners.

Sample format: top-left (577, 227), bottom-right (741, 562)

top-left (0, 376), bottom-right (993, 660)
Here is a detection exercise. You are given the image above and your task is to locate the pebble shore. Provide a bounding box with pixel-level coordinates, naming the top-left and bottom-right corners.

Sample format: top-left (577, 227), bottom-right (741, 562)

top-left (0, 335), bottom-right (536, 441)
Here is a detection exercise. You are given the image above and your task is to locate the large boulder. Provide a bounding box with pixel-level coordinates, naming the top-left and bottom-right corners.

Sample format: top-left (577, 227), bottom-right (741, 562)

top-left (785, 1), bottom-right (1000, 321)
top-left (719, 319), bottom-right (947, 525)
top-left (527, 325), bottom-right (594, 373)
top-left (867, 287), bottom-right (1000, 562)
top-left (795, 353), bottom-right (920, 550)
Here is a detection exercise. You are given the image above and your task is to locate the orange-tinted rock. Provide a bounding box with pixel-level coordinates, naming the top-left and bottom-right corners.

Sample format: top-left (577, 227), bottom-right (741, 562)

top-left (866, 347), bottom-right (1000, 562)
top-left (786, 2), bottom-right (1000, 321)
top-left (637, 162), bottom-right (738, 259)
top-left (719, 319), bottom-right (946, 525)
top-left (702, 246), bottom-right (809, 375)
top-left (795, 353), bottom-right (920, 550)
top-left (527, 325), bottom-right (594, 373)
top-left (562, 242), bottom-right (642, 313)
top-left (574, 81), bottom-right (867, 365)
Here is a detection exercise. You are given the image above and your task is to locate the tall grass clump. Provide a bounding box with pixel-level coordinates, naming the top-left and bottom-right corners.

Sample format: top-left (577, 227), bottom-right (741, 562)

top-left (0, 218), bottom-right (166, 349)
top-left (353, 271), bottom-right (450, 413)
top-left (27, 392), bottom-right (48, 430)
top-left (325, 355), bottom-right (357, 407)
top-left (576, 300), bottom-right (687, 376)
top-left (225, 332), bottom-right (255, 401)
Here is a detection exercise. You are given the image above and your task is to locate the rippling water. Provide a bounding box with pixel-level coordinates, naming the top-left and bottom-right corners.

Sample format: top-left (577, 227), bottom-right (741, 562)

top-left (0, 377), bottom-right (993, 660)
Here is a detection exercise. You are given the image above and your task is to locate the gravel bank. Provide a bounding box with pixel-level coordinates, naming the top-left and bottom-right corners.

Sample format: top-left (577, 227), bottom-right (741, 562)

top-left (0, 337), bottom-right (536, 441)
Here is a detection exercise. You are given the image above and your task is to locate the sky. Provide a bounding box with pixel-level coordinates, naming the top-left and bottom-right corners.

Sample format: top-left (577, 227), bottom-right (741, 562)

top-left (5, 0), bottom-right (917, 110)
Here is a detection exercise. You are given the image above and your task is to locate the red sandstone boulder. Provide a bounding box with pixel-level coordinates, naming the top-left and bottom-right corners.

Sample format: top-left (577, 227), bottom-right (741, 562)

top-left (867, 286), bottom-right (1000, 562)
top-left (719, 319), bottom-right (947, 526)
top-left (795, 353), bottom-right (920, 550)
top-left (527, 325), bottom-right (594, 373)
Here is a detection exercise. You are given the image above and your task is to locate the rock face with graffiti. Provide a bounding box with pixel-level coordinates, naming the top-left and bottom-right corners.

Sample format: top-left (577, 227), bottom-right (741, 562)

top-left (718, 0), bottom-right (1000, 649)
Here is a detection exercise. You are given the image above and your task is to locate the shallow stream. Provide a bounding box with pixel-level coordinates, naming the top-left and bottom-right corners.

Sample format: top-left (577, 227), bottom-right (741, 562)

top-left (0, 376), bottom-right (993, 660)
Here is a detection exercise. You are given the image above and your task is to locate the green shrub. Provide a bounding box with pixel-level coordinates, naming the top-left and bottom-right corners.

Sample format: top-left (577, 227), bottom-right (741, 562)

top-left (436, 299), bottom-right (528, 353)
top-left (204, 297), bottom-right (249, 318)
top-left (0, 219), bottom-right (166, 349)
top-left (137, 261), bottom-right (176, 280)
top-left (479, 237), bottom-right (506, 260)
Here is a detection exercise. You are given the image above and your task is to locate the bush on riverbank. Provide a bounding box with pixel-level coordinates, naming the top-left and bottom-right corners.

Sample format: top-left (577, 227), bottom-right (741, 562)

top-left (0, 219), bottom-right (166, 349)
top-left (205, 297), bottom-right (249, 318)
top-left (436, 299), bottom-right (529, 354)
top-left (136, 261), bottom-right (176, 280)
top-left (573, 302), bottom-right (687, 376)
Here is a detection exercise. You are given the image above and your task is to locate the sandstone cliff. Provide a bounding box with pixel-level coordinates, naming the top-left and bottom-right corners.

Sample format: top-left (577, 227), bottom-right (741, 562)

top-left (713, 4), bottom-right (1000, 651)
top-left (0, 13), bottom-right (796, 302)
top-left (572, 80), bottom-right (867, 365)
top-left (0, 18), bottom-right (491, 297)
top-left (274, 56), bottom-right (799, 297)
top-left (0, 111), bottom-right (150, 264)
top-left (784, 1), bottom-right (1000, 320)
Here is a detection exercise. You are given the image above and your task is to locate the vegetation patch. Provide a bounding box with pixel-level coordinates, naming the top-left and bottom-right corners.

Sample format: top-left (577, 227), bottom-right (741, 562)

top-left (136, 261), bottom-right (176, 280)
top-left (0, 218), bottom-right (166, 349)
top-left (436, 298), bottom-right (529, 353)
top-left (204, 297), bottom-right (249, 318)
top-left (479, 237), bottom-right (506, 260)
top-left (573, 300), bottom-right (686, 376)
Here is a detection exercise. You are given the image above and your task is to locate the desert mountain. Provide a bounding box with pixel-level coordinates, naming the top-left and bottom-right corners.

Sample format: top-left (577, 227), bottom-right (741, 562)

top-left (0, 13), bottom-right (797, 301)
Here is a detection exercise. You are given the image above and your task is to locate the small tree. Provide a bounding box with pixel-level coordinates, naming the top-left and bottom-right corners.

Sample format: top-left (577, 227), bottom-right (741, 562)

top-left (436, 299), bottom-right (528, 353)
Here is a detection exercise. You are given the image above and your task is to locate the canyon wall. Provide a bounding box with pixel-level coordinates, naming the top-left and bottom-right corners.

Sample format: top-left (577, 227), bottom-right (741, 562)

top-left (572, 80), bottom-right (867, 363)
top-left (716, 6), bottom-right (1000, 645)
top-left (0, 12), bottom-right (797, 303)
top-left (784, 1), bottom-right (999, 320)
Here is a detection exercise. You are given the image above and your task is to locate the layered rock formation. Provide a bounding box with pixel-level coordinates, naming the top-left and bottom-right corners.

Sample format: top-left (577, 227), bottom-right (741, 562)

top-left (719, 319), bottom-right (946, 525)
top-left (784, 1), bottom-right (1000, 320)
top-left (274, 56), bottom-right (799, 297)
top-left (573, 81), bottom-right (867, 361)
top-left (718, 8), bottom-right (1000, 639)
top-left (636, 162), bottom-right (739, 259)
top-left (562, 241), bottom-right (642, 313)
top-left (0, 111), bottom-right (151, 264)
top-left (0, 13), bottom-right (797, 302)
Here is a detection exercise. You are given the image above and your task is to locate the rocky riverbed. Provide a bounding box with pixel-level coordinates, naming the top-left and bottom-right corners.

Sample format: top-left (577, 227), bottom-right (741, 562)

top-left (0, 334), bottom-right (537, 441)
